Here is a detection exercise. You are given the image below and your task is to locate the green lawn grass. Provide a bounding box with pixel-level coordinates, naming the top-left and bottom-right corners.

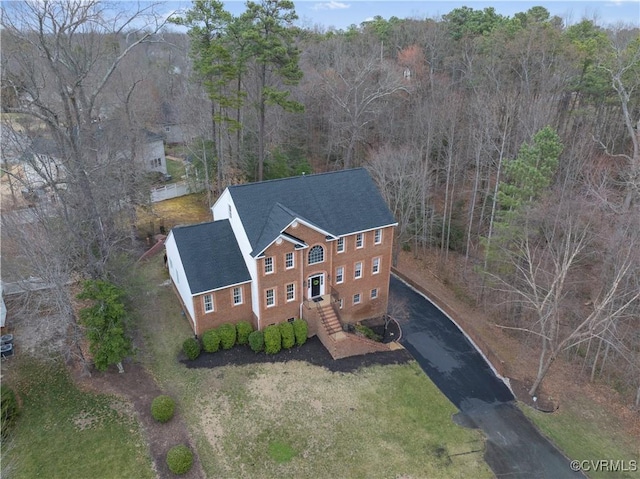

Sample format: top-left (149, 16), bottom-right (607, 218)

top-left (521, 399), bottom-right (639, 479)
top-left (1, 358), bottom-right (154, 479)
top-left (134, 257), bottom-right (493, 479)
top-left (166, 158), bottom-right (186, 181)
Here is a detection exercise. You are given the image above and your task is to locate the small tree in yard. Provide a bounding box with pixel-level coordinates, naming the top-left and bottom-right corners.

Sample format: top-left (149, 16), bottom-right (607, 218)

top-left (77, 280), bottom-right (133, 373)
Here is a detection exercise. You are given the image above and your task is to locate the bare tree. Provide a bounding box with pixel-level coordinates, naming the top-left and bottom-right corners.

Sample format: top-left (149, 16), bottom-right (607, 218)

top-left (491, 200), bottom-right (640, 397)
top-left (1, 0), bottom-right (167, 279)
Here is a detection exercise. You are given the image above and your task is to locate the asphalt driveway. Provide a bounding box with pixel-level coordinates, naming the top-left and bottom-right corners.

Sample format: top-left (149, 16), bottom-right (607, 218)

top-left (391, 275), bottom-right (584, 479)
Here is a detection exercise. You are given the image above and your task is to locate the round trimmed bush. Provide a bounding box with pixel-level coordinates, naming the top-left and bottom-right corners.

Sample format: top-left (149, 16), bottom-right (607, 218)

top-left (182, 337), bottom-right (201, 360)
top-left (248, 330), bottom-right (264, 352)
top-left (292, 319), bottom-right (308, 346)
top-left (166, 444), bottom-right (193, 475)
top-left (151, 395), bottom-right (175, 423)
top-left (217, 323), bottom-right (237, 350)
top-left (264, 325), bottom-right (282, 355)
top-left (202, 329), bottom-right (221, 353)
top-left (1, 384), bottom-right (19, 440)
top-left (279, 321), bottom-right (295, 349)
top-left (236, 321), bottom-right (253, 345)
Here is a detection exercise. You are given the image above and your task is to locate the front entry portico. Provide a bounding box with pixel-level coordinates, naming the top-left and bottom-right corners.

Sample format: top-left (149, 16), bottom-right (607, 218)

top-left (307, 273), bottom-right (325, 299)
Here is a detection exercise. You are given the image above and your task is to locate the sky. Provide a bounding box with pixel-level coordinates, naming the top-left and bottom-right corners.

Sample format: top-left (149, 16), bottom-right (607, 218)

top-left (159, 1), bottom-right (640, 31)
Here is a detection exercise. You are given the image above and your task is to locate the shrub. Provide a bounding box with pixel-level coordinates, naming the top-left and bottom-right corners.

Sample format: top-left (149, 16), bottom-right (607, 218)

top-left (248, 330), bottom-right (264, 353)
top-left (182, 337), bottom-right (201, 360)
top-left (151, 395), bottom-right (175, 423)
top-left (166, 444), bottom-right (193, 475)
top-left (279, 321), bottom-right (295, 349)
top-left (236, 321), bottom-right (253, 345)
top-left (264, 325), bottom-right (282, 355)
top-left (1, 384), bottom-right (19, 441)
top-left (217, 323), bottom-right (236, 350)
top-left (292, 319), bottom-right (308, 346)
top-left (355, 324), bottom-right (382, 342)
top-left (202, 329), bottom-right (221, 353)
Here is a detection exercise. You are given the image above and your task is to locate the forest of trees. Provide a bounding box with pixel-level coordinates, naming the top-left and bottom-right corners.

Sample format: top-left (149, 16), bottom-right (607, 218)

top-left (1, 1), bottom-right (639, 400)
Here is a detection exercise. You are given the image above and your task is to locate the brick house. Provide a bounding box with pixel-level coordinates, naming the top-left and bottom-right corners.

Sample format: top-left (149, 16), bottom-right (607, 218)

top-left (165, 168), bottom-right (397, 341)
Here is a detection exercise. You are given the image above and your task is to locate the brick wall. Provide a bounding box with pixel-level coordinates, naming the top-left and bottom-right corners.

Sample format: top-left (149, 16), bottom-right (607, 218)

top-left (192, 283), bottom-right (254, 336)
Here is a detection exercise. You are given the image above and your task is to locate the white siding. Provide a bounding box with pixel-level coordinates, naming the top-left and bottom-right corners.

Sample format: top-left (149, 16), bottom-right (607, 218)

top-left (165, 232), bottom-right (196, 326)
top-left (212, 190), bottom-right (260, 326)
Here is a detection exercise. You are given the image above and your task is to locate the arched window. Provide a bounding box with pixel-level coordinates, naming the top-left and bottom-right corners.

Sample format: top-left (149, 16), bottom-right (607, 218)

top-left (308, 245), bottom-right (324, 265)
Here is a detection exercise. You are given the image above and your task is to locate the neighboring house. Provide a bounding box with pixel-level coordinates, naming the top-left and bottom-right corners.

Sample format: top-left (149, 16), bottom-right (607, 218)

top-left (165, 168), bottom-right (397, 337)
top-left (21, 125), bottom-right (167, 189)
top-left (139, 129), bottom-right (167, 175)
top-left (157, 102), bottom-right (196, 145)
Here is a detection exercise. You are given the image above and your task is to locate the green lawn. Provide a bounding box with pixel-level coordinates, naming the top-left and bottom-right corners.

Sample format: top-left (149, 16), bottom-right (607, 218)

top-left (1, 358), bottom-right (154, 479)
top-left (521, 400), bottom-right (639, 479)
top-left (166, 158), bottom-right (186, 181)
top-left (134, 257), bottom-right (493, 479)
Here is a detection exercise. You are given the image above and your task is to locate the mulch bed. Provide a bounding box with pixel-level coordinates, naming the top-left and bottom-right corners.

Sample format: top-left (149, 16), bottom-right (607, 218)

top-left (182, 336), bottom-right (413, 373)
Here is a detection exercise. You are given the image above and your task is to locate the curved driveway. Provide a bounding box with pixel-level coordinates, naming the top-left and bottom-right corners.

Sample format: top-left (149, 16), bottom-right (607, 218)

top-left (391, 275), bottom-right (584, 479)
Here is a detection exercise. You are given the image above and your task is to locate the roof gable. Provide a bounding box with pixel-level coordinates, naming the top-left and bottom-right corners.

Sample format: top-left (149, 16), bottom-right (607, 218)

top-left (228, 168), bottom-right (396, 257)
top-left (170, 220), bottom-right (251, 294)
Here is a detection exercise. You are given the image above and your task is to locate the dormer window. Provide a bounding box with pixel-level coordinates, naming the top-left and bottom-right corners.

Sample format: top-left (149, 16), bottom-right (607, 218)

top-left (308, 245), bottom-right (324, 265)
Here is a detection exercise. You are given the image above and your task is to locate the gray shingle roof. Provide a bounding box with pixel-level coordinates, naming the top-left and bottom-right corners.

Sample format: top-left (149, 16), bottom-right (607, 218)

top-left (171, 220), bottom-right (250, 295)
top-left (229, 168), bottom-right (396, 256)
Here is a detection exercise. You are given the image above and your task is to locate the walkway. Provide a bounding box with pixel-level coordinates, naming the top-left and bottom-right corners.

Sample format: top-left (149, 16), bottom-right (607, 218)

top-left (391, 275), bottom-right (584, 479)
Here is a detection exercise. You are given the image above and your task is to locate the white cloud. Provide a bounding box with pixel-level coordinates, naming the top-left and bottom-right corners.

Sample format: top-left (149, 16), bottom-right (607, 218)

top-left (311, 1), bottom-right (350, 11)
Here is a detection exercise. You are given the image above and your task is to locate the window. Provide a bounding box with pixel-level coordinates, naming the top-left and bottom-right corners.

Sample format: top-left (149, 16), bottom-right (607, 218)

top-left (233, 287), bottom-right (243, 305)
top-left (371, 288), bottom-right (378, 299)
top-left (264, 257), bottom-right (273, 274)
top-left (285, 252), bottom-right (294, 269)
top-left (339, 298), bottom-right (344, 309)
top-left (374, 229), bottom-right (382, 244)
top-left (372, 257), bottom-right (380, 274)
top-left (356, 233), bottom-right (364, 248)
top-left (164, 126), bottom-right (171, 132)
top-left (203, 294), bottom-right (213, 313)
top-left (337, 237), bottom-right (345, 253)
top-left (335, 266), bottom-right (344, 284)
top-left (308, 245), bottom-right (324, 265)
top-left (353, 293), bottom-right (361, 305)
top-left (354, 262), bottom-right (362, 279)
top-left (266, 289), bottom-right (275, 307)
top-left (286, 283), bottom-right (295, 302)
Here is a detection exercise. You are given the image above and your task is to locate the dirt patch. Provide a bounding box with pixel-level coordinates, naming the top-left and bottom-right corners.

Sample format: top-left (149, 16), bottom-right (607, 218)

top-left (75, 361), bottom-right (206, 479)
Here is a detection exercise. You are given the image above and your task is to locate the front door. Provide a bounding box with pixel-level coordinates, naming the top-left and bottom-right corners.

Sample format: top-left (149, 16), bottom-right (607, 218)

top-left (308, 274), bottom-right (324, 299)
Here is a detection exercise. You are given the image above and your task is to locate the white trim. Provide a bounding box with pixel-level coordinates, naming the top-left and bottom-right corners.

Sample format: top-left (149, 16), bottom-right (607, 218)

top-left (264, 256), bottom-right (274, 274)
top-left (335, 266), bottom-right (344, 284)
top-left (203, 293), bottom-right (214, 313)
top-left (327, 223), bottom-right (398, 239)
top-left (233, 286), bottom-right (243, 305)
top-left (372, 257), bottom-right (380, 274)
top-left (355, 233), bottom-right (364, 249)
top-left (354, 261), bottom-right (363, 279)
top-left (285, 251), bottom-right (295, 269)
top-left (252, 216), bottom-right (333, 258)
top-left (374, 228), bottom-right (382, 244)
top-left (193, 279), bottom-right (252, 296)
top-left (265, 288), bottom-right (275, 307)
top-left (286, 283), bottom-right (295, 302)
top-left (353, 293), bottom-right (361, 305)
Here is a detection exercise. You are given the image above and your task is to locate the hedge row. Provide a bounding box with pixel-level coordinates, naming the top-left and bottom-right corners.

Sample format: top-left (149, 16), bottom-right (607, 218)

top-left (183, 319), bottom-right (309, 360)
